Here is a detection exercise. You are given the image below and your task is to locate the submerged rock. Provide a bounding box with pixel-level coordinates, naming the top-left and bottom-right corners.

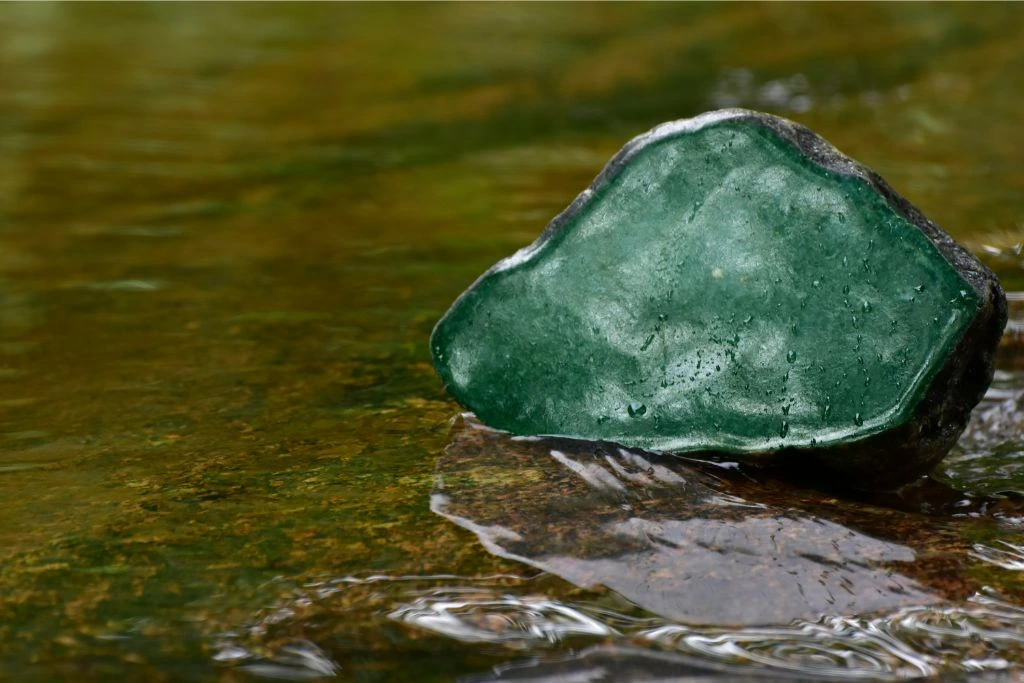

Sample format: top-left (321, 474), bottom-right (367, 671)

top-left (431, 109), bottom-right (1005, 488)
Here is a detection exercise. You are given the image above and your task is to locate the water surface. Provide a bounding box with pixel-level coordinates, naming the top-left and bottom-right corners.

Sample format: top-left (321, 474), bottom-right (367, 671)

top-left (0, 4), bottom-right (1022, 681)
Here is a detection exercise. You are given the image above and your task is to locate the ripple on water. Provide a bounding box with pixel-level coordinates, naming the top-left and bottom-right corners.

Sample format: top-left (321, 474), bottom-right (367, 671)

top-left (387, 587), bottom-right (615, 646)
top-left (210, 574), bottom-right (545, 678)
top-left (215, 640), bottom-right (338, 681)
top-left (211, 571), bottom-right (1024, 681)
top-left (78, 279), bottom-right (166, 292)
top-left (972, 540), bottom-right (1024, 571)
top-left (639, 589), bottom-right (1024, 680)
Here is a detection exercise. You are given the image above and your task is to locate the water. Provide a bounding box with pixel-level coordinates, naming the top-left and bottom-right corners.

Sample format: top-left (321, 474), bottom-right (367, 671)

top-left (433, 414), bottom-right (1024, 681)
top-left (0, 3), bottom-right (1022, 681)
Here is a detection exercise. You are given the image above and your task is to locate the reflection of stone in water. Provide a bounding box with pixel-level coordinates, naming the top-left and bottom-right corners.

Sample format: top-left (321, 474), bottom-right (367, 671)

top-left (433, 415), bottom-right (938, 626)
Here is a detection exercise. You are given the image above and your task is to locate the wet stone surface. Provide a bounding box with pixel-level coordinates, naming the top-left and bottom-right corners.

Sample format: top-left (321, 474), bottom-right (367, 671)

top-left (432, 110), bottom-right (1006, 489)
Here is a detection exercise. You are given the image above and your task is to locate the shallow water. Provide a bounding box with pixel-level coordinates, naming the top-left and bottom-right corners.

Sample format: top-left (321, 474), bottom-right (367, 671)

top-left (0, 3), bottom-right (1022, 681)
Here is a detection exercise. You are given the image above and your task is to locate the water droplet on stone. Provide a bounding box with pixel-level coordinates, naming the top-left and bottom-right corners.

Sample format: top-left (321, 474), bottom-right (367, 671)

top-left (627, 402), bottom-right (647, 418)
top-left (862, 300), bottom-right (871, 313)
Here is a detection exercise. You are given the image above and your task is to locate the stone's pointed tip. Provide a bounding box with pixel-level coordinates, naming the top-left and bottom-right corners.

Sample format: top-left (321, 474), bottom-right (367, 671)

top-left (431, 109), bottom-right (1005, 490)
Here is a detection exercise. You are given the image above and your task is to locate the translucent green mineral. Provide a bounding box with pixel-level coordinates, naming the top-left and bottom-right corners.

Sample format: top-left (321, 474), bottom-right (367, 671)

top-left (431, 110), bottom-right (1005, 487)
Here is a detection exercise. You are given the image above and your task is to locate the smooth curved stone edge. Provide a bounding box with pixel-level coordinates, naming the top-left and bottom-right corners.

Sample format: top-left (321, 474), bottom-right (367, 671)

top-left (431, 109), bottom-right (1006, 489)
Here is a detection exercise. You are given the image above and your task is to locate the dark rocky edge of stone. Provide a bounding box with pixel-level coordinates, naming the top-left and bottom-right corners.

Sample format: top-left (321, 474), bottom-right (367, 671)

top-left (432, 109), bottom-right (1006, 490)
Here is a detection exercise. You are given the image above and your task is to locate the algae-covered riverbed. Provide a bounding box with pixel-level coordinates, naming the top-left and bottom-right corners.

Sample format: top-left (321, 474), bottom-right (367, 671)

top-left (0, 4), bottom-right (1023, 681)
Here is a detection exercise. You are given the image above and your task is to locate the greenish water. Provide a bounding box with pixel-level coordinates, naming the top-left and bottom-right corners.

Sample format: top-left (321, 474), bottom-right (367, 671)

top-left (0, 3), bottom-right (1022, 681)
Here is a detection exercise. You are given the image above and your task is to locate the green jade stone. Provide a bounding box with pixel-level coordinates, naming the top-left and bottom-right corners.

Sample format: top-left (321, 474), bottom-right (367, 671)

top-left (432, 110), bottom-right (1004, 485)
